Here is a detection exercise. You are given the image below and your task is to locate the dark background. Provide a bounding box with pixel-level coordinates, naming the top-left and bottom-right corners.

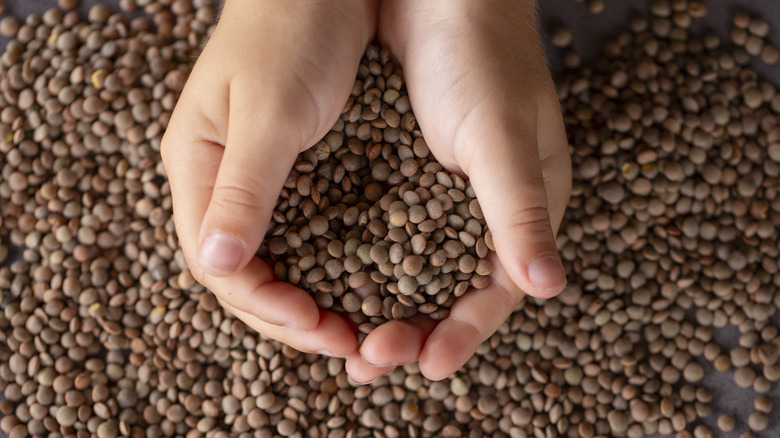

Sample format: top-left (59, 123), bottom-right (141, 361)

top-left (1, 1), bottom-right (780, 437)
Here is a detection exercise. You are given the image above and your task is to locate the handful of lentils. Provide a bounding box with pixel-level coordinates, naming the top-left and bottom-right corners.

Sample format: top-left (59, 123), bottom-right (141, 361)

top-left (257, 46), bottom-right (493, 332)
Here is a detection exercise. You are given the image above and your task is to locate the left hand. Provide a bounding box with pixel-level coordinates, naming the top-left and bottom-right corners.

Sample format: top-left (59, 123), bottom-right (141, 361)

top-left (346, 0), bottom-right (572, 382)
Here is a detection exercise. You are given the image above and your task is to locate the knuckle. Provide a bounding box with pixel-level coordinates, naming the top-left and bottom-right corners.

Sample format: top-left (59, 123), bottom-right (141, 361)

top-left (507, 206), bottom-right (553, 234)
top-left (210, 183), bottom-right (264, 214)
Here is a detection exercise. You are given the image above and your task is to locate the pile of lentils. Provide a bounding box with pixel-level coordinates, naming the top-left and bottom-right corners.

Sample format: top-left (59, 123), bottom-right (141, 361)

top-left (0, 0), bottom-right (779, 437)
top-left (554, 2), bottom-right (780, 437)
top-left (257, 45), bottom-right (493, 332)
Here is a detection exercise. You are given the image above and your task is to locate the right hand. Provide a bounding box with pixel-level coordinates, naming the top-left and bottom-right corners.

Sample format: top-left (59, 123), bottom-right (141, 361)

top-left (347, 0), bottom-right (571, 383)
top-left (161, 0), bottom-right (378, 357)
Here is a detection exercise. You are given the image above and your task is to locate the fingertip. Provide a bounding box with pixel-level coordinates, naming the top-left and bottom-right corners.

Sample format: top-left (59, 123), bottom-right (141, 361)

top-left (419, 319), bottom-right (481, 381)
top-left (525, 254), bottom-right (567, 298)
top-left (359, 323), bottom-right (406, 367)
top-left (418, 364), bottom-right (450, 382)
top-left (360, 320), bottom-right (434, 368)
top-left (495, 240), bottom-right (566, 299)
top-left (316, 311), bottom-right (358, 357)
top-left (345, 352), bottom-right (394, 384)
top-left (198, 233), bottom-right (246, 276)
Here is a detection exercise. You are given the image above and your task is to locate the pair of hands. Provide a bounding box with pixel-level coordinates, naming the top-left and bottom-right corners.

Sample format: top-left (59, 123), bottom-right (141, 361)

top-left (161, 0), bottom-right (571, 383)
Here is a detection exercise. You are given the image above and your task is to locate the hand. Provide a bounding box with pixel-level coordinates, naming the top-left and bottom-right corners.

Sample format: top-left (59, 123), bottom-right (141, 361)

top-left (347, 0), bottom-right (572, 382)
top-left (161, 0), bottom-right (377, 357)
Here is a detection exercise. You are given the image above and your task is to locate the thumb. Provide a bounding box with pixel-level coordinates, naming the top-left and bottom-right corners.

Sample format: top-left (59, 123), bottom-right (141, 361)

top-left (197, 91), bottom-right (302, 277)
top-left (464, 106), bottom-right (568, 298)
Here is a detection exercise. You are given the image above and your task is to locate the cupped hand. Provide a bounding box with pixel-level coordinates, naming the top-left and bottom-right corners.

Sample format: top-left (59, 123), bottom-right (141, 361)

top-left (348, 0), bottom-right (572, 382)
top-left (161, 0), bottom-right (377, 356)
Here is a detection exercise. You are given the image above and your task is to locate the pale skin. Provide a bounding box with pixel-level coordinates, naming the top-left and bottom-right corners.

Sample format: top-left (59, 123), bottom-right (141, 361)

top-left (161, 0), bottom-right (571, 383)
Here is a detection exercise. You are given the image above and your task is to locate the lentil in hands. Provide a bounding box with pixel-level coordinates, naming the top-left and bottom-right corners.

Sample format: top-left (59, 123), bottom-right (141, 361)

top-left (163, 0), bottom-right (570, 383)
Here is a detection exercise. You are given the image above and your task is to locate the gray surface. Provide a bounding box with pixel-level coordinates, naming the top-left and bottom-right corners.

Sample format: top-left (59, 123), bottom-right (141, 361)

top-left (1, 0), bottom-right (780, 437)
top-left (537, 0), bottom-right (780, 82)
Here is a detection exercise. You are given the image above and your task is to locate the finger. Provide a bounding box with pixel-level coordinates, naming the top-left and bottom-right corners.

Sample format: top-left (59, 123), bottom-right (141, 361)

top-left (162, 107), bottom-right (320, 330)
top-left (218, 297), bottom-right (358, 358)
top-left (359, 317), bottom-right (436, 367)
top-left (419, 253), bottom-right (522, 381)
top-left (349, 316), bottom-right (436, 383)
top-left (204, 257), bottom-right (322, 330)
top-left (463, 98), bottom-right (568, 299)
top-left (196, 83), bottom-right (302, 277)
top-left (345, 353), bottom-right (395, 384)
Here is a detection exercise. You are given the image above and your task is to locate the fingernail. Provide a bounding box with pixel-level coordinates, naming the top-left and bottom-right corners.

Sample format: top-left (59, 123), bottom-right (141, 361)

top-left (317, 350), bottom-right (338, 358)
top-left (359, 348), bottom-right (397, 367)
top-left (285, 323), bottom-right (301, 330)
top-left (348, 374), bottom-right (375, 385)
top-left (199, 234), bottom-right (244, 275)
top-left (362, 357), bottom-right (398, 368)
top-left (528, 255), bottom-right (567, 289)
